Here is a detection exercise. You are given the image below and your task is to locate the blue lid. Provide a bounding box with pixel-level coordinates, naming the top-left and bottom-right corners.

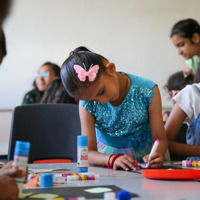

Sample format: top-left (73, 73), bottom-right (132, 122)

top-left (117, 190), bottom-right (131, 200)
top-left (40, 174), bottom-right (53, 188)
top-left (14, 141), bottom-right (31, 156)
top-left (77, 136), bottom-right (88, 146)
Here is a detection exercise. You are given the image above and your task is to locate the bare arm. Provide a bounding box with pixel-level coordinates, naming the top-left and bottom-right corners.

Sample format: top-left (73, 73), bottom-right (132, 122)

top-left (79, 102), bottom-right (110, 166)
top-left (165, 103), bottom-right (200, 157)
top-left (146, 86), bottom-right (168, 168)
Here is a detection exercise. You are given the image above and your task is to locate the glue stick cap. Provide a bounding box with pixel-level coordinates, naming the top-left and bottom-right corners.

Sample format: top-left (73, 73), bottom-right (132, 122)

top-left (104, 192), bottom-right (116, 200)
top-left (40, 174), bottom-right (53, 188)
top-left (77, 136), bottom-right (88, 146)
top-left (117, 190), bottom-right (131, 200)
top-left (14, 141), bottom-right (31, 156)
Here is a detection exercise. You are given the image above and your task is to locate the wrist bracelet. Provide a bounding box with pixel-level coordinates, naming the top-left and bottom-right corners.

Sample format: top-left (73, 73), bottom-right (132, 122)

top-left (110, 153), bottom-right (124, 168)
top-left (102, 154), bottom-right (115, 168)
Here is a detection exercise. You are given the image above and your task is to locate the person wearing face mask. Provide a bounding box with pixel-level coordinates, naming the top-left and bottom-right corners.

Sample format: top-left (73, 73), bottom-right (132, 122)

top-left (22, 62), bottom-right (60, 104)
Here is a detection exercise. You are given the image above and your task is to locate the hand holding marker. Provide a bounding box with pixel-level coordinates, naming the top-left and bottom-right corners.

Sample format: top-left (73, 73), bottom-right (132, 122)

top-left (146, 139), bottom-right (159, 168)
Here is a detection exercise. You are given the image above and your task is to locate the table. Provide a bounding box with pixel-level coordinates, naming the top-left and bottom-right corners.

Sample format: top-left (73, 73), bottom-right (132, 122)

top-left (26, 162), bottom-right (200, 200)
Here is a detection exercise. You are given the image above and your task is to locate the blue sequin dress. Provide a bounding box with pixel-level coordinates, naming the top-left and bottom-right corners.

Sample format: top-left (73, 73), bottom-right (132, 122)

top-left (81, 73), bottom-right (157, 162)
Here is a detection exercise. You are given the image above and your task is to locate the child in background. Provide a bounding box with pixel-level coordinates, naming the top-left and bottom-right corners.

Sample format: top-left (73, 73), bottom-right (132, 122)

top-left (163, 71), bottom-right (194, 122)
top-left (165, 67), bottom-right (200, 160)
top-left (22, 62), bottom-right (60, 104)
top-left (61, 46), bottom-right (168, 170)
top-left (166, 18), bottom-right (200, 160)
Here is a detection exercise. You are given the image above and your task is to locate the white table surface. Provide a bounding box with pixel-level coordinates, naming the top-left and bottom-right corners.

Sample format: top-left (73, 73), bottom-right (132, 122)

top-left (26, 162), bottom-right (200, 200)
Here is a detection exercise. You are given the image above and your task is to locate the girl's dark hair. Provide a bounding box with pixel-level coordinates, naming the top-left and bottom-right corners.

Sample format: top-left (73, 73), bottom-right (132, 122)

top-left (164, 71), bottom-right (194, 91)
top-left (0, 28), bottom-right (6, 57)
top-left (0, 0), bottom-right (12, 19)
top-left (170, 18), bottom-right (200, 40)
top-left (33, 61), bottom-right (61, 102)
top-left (40, 77), bottom-right (77, 104)
top-left (61, 46), bottom-right (109, 97)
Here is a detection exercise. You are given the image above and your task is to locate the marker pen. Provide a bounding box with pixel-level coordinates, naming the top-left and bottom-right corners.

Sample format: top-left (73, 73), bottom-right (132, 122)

top-left (146, 139), bottom-right (159, 168)
top-left (67, 174), bottom-right (100, 181)
top-left (182, 160), bottom-right (200, 167)
top-left (51, 197), bottom-right (86, 200)
top-left (54, 172), bottom-right (95, 177)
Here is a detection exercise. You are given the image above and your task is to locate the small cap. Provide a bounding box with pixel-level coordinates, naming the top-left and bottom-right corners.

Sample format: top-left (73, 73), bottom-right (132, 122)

top-left (104, 192), bottom-right (116, 200)
top-left (77, 135), bottom-right (88, 146)
top-left (14, 141), bottom-right (31, 156)
top-left (117, 190), bottom-right (131, 200)
top-left (40, 174), bottom-right (53, 188)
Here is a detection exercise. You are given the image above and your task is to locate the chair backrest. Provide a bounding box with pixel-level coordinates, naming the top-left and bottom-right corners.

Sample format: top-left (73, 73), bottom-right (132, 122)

top-left (170, 123), bottom-right (187, 161)
top-left (8, 104), bottom-right (81, 163)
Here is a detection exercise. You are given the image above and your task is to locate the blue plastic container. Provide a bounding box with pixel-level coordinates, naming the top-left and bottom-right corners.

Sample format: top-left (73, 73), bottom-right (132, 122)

top-left (40, 174), bottom-right (53, 188)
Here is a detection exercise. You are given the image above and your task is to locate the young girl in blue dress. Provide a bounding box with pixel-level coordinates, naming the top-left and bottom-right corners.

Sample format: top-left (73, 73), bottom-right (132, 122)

top-left (61, 46), bottom-right (168, 170)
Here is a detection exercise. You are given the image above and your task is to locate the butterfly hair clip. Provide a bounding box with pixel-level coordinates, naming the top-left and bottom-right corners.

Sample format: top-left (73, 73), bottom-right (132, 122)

top-left (73, 63), bottom-right (99, 82)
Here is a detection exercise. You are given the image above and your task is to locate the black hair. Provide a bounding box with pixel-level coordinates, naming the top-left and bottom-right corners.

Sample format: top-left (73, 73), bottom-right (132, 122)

top-left (40, 77), bottom-right (77, 104)
top-left (61, 46), bottom-right (109, 97)
top-left (0, 28), bottom-right (6, 64)
top-left (0, 29), bottom-right (6, 56)
top-left (170, 19), bottom-right (200, 41)
top-left (0, 0), bottom-right (12, 20)
top-left (164, 71), bottom-right (194, 91)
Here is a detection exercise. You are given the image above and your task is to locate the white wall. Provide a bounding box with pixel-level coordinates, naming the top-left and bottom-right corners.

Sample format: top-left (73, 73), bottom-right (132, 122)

top-left (1, 0), bottom-right (200, 109)
top-left (0, 110), bottom-right (11, 154)
top-left (1, 0), bottom-right (200, 152)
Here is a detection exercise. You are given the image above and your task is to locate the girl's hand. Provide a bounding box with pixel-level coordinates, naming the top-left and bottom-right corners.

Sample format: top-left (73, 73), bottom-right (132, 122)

top-left (143, 152), bottom-right (163, 169)
top-left (112, 155), bottom-right (139, 171)
top-left (0, 161), bottom-right (26, 178)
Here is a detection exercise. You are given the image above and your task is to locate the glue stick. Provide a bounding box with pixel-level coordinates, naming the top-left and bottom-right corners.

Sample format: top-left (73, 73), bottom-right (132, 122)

top-left (12, 141), bottom-right (31, 192)
top-left (67, 174), bottom-right (99, 181)
top-left (77, 136), bottom-right (88, 172)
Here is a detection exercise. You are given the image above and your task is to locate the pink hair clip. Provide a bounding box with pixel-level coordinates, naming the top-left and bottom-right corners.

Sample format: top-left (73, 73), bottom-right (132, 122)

top-left (73, 63), bottom-right (99, 82)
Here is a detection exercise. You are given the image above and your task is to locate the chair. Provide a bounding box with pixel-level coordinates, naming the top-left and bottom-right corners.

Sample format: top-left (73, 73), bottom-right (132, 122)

top-left (8, 104), bottom-right (81, 163)
top-left (170, 123), bottom-right (187, 161)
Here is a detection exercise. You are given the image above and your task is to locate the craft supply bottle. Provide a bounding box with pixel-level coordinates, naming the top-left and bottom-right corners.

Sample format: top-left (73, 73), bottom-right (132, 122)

top-left (77, 135), bottom-right (88, 172)
top-left (12, 141), bottom-right (31, 191)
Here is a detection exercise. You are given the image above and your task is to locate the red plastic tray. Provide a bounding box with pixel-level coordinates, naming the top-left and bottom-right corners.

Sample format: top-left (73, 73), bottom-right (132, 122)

top-left (141, 169), bottom-right (200, 179)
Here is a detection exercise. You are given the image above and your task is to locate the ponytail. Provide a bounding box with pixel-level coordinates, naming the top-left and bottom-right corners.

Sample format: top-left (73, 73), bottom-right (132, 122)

top-left (170, 18), bottom-right (200, 40)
